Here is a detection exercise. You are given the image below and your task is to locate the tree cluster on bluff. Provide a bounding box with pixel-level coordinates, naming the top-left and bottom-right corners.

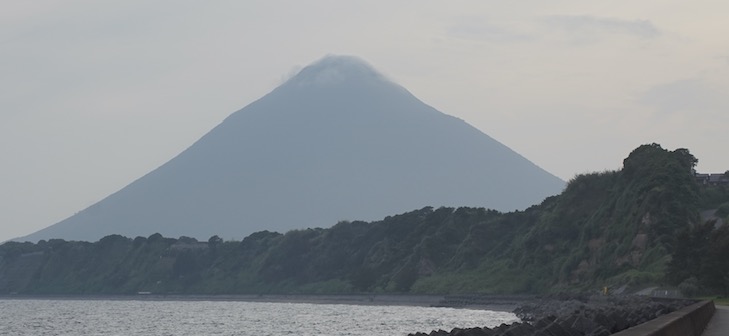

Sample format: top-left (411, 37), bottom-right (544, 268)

top-left (1, 144), bottom-right (728, 295)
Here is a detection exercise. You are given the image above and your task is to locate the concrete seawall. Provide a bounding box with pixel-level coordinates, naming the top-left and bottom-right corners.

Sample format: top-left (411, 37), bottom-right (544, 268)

top-left (612, 300), bottom-right (715, 336)
top-left (412, 296), bottom-right (699, 336)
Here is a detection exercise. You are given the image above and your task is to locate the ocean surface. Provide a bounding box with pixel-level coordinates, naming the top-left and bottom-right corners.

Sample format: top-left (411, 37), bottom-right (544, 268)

top-left (0, 298), bottom-right (519, 335)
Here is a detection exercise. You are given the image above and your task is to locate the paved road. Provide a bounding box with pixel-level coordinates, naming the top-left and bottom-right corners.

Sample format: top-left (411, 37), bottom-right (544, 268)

top-left (702, 304), bottom-right (729, 336)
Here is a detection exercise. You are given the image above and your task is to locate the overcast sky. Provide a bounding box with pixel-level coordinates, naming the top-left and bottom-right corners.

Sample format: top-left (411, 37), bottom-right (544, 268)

top-left (2, 1), bottom-right (728, 242)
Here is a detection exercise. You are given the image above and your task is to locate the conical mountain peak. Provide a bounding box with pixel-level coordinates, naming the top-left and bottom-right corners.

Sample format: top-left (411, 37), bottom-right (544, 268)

top-left (17, 56), bottom-right (565, 242)
top-left (283, 55), bottom-right (389, 89)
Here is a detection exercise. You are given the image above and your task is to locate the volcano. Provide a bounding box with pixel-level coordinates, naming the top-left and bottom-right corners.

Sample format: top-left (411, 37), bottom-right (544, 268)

top-left (19, 55), bottom-right (564, 242)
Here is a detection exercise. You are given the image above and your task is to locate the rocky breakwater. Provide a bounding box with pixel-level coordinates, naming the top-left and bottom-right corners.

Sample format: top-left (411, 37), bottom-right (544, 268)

top-left (409, 295), bottom-right (694, 336)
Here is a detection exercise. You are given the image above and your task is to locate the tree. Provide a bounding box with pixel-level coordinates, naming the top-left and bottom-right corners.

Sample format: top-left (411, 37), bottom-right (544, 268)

top-left (700, 225), bottom-right (729, 295)
top-left (716, 202), bottom-right (729, 219)
top-left (173, 250), bottom-right (200, 278)
top-left (147, 233), bottom-right (163, 242)
top-left (208, 235), bottom-right (223, 247)
top-left (666, 221), bottom-right (713, 286)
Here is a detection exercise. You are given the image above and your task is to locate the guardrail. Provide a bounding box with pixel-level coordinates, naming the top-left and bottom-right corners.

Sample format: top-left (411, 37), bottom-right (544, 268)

top-left (612, 300), bottom-right (715, 336)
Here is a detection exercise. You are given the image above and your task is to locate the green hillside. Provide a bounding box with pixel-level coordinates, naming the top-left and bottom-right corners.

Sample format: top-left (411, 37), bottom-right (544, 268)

top-left (1, 144), bottom-right (728, 295)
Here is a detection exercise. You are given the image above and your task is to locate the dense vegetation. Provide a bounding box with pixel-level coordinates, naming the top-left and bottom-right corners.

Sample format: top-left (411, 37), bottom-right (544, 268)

top-left (666, 179), bottom-right (729, 296)
top-left (1, 144), bottom-right (727, 295)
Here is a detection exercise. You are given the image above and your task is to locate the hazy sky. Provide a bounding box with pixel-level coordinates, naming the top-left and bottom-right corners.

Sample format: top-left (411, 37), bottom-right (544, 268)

top-left (2, 1), bottom-right (728, 242)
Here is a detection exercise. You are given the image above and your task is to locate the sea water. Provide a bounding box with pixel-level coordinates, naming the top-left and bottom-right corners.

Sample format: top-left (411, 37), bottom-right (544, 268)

top-left (0, 299), bottom-right (519, 335)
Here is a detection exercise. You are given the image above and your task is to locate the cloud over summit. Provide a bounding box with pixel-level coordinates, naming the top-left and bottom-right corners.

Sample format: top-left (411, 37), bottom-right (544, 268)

top-left (286, 55), bottom-right (387, 88)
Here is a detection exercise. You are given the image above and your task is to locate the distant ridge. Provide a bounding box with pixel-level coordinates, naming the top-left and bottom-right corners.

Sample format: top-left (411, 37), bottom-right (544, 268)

top-left (18, 55), bottom-right (565, 242)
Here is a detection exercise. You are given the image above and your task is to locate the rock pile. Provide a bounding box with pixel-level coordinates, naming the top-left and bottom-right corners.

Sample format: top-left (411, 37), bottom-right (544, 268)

top-left (409, 295), bottom-right (693, 336)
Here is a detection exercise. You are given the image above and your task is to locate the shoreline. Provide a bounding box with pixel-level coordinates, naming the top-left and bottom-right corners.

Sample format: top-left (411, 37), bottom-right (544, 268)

top-left (0, 293), bottom-right (521, 312)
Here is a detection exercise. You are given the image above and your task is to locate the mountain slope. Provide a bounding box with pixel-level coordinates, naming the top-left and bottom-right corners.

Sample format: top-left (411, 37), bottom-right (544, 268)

top-left (19, 55), bottom-right (564, 242)
top-left (3, 144), bottom-right (724, 295)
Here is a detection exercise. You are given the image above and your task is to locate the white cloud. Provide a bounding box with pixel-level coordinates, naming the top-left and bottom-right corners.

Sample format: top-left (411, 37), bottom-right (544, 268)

top-left (540, 15), bottom-right (660, 44)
